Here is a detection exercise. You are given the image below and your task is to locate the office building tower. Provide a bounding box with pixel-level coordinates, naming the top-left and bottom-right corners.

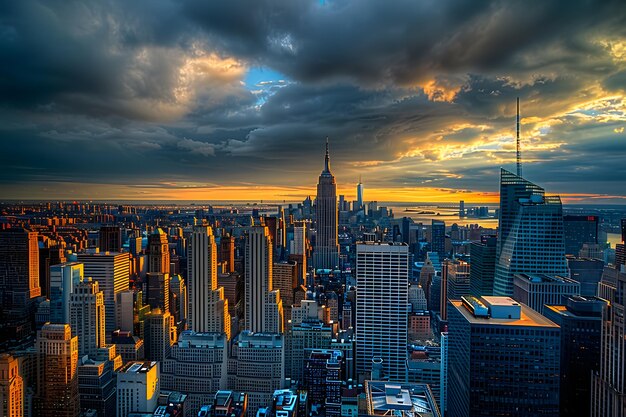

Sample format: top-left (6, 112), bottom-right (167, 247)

top-left (440, 332), bottom-right (448, 415)
top-left (227, 331), bottom-right (284, 417)
top-left (144, 308), bottom-right (175, 362)
top-left (200, 391), bottom-right (248, 417)
top-left (313, 140), bottom-right (340, 270)
top-left (99, 226), bottom-right (121, 252)
top-left (431, 220), bottom-right (446, 258)
top-left (303, 350), bottom-right (342, 417)
top-left (446, 259), bottom-right (471, 300)
top-left (245, 226), bottom-right (282, 333)
top-left (77, 251), bottom-right (130, 343)
top-left (264, 290), bottom-right (284, 334)
top-left (39, 241), bottom-right (66, 299)
top-left (288, 222), bottom-right (307, 286)
top-left (469, 235), bottom-right (497, 297)
top-left (116, 290), bottom-right (135, 333)
top-left (273, 261), bottom-right (297, 323)
top-left (419, 256), bottom-right (436, 306)
top-left (0, 227), bottom-right (41, 320)
top-left (35, 324), bottom-right (80, 417)
top-left (356, 177), bottom-right (364, 211)
top-left (170, 274), bottom-right (188, 327)
top-left (494, 169), bottom-right (568, 296)
top-left (148, 228), bottom-right (170, 274)
top-left (70, 278), bottom-right (106, 357)
top-left (545, 296), bottom-right (607, 417)
top-left (162, 331), bottom-right (227, 415)
top-left (116, 361), bottom-right (159, 417)
top-left (512, 273), bottom-right (580, 315)
top-left (563, 215), bottom-right (599, 256)
top-left (591, 268), bottom-right (626, 417)
top-left (448, 296), bottom-right (560, 417)
top-left (286, 320), bottom-right (333, 382)
top-left (145, 272), bottom-right (170, 312)
top-left (356, 242), bottom-right (409, 381)
top-left (364, 381), bottom-right (441, 417)
top-left (408, 284), bottom-right (428, 311)
top-left (50, 262), bottom-right (84, 324)
top-left (567, 256), bottom-right (604, 296)
top-left (188, 226), bottom-right (231, 339)
top-left (77, 348), bottom-right (119, 417)
top-left (129, 235), bottom-right (143, 257)
top-left (219, 233), bottom-right (235, 274)
top-left (0, 354), bottom-right (23, 417)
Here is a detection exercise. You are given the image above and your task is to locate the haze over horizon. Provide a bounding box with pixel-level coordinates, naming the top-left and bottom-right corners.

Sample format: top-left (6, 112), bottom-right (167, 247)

top-left (1, 0), bottom-right (625, 203)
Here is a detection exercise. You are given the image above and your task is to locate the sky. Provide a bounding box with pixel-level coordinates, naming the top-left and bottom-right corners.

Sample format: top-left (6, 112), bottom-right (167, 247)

top-left (0, 0), bottom-right (625, 203)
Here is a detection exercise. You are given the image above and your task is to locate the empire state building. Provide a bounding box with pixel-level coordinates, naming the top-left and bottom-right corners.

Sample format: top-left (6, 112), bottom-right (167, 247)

top-left (313, 139), bottom-right (340, 270)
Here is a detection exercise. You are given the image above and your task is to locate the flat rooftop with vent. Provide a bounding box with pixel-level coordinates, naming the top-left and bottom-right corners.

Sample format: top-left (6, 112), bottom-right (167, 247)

top-left (365, 380), bottom-right (441, 417)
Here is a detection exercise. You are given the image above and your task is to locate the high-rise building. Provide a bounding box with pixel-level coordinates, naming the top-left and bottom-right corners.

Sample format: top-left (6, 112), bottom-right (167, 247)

top-left (512, 273), bottom-right (580, 315)
top-left (494, 169), bottom-right (568, 296)
top-left (303, 350), bottom-right (342, 417)
top-left (445, 259), bottom-right (471, 301)
top-left (356, 242), bottom-right (409, 381)
top-left (313, 140), bottom-right (339, 270)
top-left (170, 274), bottom-right (188, 327)
top-left (591, 268), bottom-right (626, 416)
top-left (111, 330), bottom-right (145, 364)
top-left (187, 226), bottom-right (231, 339)
top-left (448, 296), bottom-right (560, 417)
top-left (144, 308), bottom-right (175, 363)
top-left (219, 233), bottom-right (235, 274)
top-left (162, 331), bottom-right (227, 415)
top-left (356, 177), bottom-right (364, 211)
top-left (0, 227), bottom-right (41, 320)
top-left (147, 228), bottom-right (170, 274)
top-left (50, 261), bottom-right (84, 324)
top-left (563, 215), bottom-right (599, 256)
top-left (245, 226), bottom-right (282, 333)
top-left (431, 220), bottom-right (446, 258)
top-left (227, 331), bottom-right (284, 417)
top-left (545, 295), bottom-right (607, 417)
top-left (70, 278), bottom-right (106, 357)
top-left (406, 343), bottom-right (444, 413)
top-left (285, 320), bottom-right (333, 382)
top-left (99, 226), bottom-right (121, 253)
top-left (273, 261), bottom-right (297, 324)
top-left (199, 391), bottom-right (248, 417)
top-left (116, 361), bottom-right (159, 417)
top-left (0, 354), bottom-right (24, 417)
top-left (77, 251), bottom-right (130, 343)
top-left (35, 323), bottom-right (80, 417)
top-left (364, 381), bottom-right (441, 417)
top-left (567, 256), bottom-right (605, 297)
top-left (469, 235), bottom-right (497, 297)
top-left (145, 272), bottom-right (170, 312)
top-left (77, 346), bottom-right (119, 417)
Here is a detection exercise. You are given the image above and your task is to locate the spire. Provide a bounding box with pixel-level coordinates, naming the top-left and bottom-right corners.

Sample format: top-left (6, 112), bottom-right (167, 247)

top-left (516, 97), bottom-right (522, 178)
top-left (358, 174), bottom-right (362, 184)
top-left (324, 137), bottom-right (330, 173)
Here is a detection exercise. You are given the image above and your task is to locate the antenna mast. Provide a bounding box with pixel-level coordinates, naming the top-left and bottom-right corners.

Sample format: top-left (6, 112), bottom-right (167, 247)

top-left (516, 97), bottom-right (522, 178)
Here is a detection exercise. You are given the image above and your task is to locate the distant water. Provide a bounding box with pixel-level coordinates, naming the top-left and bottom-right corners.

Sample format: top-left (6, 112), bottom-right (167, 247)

top-left (386, 204), bottom-right (500, 229)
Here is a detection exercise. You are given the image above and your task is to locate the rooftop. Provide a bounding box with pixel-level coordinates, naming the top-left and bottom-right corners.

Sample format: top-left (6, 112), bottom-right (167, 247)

top-left (514, 273), bottom-right (579, 284)
top-left (121, 361), bottom-right (157, 374)
top-left (453, 297), bottom-right (558, 328)
top-left (366, 381), bottom-right (440, 417)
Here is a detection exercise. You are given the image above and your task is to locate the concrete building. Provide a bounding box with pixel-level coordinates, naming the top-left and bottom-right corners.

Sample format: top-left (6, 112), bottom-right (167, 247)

top-left (70, 278), bottom-right (106, 357)
top-left (356, 242), bottom-right (409, 381)
top-left (162, 331), bottom-right (227, 417)
top-left (563, 215), bottom-right (598, 256)
top-left (567, 256), bottom-right (605, 297)
top-left (35, 323), bottom-right (80, 417)
top-left (303, 350), bottom-right (342, 416)
top-left (0, 354), bottom-right (24, 417)
top-left (227, 331), bottom-right (284, 416)
top-left (117, 361), bottom-right (159, 417)
top-left (198, 391), bottom-right (247, 417)
top-left (144, 308), bottom-right (175, 363)
top-left (445, 259), bottom-right (470, 301)
top-left (448, 296), bottom-right (560, 417)
top-left (365, 381), bottom-right (441, 417)
top-left (469, 236), bottom-right (497, 297)
top-left (512, 273), bottom-right (580, 315)
top-left (50, 262), bottom-right (84, 324)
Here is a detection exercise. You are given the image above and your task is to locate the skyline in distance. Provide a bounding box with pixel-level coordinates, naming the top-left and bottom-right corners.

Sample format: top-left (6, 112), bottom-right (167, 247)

top-left (0, 1), bottom-right (625, 203)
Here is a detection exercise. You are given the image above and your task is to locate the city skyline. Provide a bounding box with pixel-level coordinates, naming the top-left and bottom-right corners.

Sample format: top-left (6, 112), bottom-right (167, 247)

top-left (0, 1), bottom-right (625, 203)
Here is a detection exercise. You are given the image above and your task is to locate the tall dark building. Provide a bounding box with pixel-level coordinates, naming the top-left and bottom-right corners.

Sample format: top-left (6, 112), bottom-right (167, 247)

top-left (563, 215), bottom-right (598, 256)
top-left (313, 140), bottom-right (339, 270)
top-left (148, 228), bottom-right (170, 274)
top-left (0, 228), bottom-right (41, 321)
top-left (303, 350), bottom-right (342, 417)
top-left (621, 218), bottom-right (626, 244)
top-left (470, 235), bottom-right (497, 297)
top-left (567, 256), bottom-right (605, 296)
top-left (431, 220), bottom-right (446, 258)
top-left (402, 217), bottom-right (412, 244)
top-left (544, 295), bottom-right (607, 417)
top-left (219, 233), bottom-right (235, 273)
top-left (99, 226), bottom-right (121, 252)
top-left (448, 296), bottom-right (560, 417)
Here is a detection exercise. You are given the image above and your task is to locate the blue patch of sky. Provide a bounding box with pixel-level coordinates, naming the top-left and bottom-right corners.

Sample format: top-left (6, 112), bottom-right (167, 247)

top-left (244, 67), bottom-right (290, 106)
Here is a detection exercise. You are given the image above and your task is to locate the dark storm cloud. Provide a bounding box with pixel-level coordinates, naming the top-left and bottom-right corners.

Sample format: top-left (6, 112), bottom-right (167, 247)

top-left (0, 0), bottom-right (625, 199)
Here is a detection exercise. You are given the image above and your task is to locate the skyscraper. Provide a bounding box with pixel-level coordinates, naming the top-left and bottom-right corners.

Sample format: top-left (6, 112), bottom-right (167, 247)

top-left (494, 169), bottom-right (568, 296)
top-left (77, 251), bottom-right (130, 343)
top-left (0, 354), bottom-right (23, 417)
top-left (99, 225), bottom-right (121, 252)
top-left (448, 296), bottom-right (560, 417)
top-left (35, 323), bottom-right (80, 417)
top-left (187, 226), bottom-right (231, 338)
top-left (431, 220), bottom-right (446, 258)
top-left (219, 233), bottom-right (235, 274)
top-left (469, 235), bottom-right (497, 297)
top-left (356, 242), bottom-right (409, 381)
top-left (144, 308), bottom-right (175, 362)
top-left (563, 215), bottom-right (598, 256)
top-left (116, 361), bottom-right (159, 417)
top-left (313, 140), bottom-right (339, 270)
top-left (50, 261), bottom-right (84, 324)
top-left (445, 259), bottom-right (471, 301)
top-left (147, 228), bottom-right (170, 274)
top-left (512, 273), bottom-right (580, 315)
top-left (69, 278), bottom-right (106, 357)
top-left (0, 227), bottom-right (41, 319)
top-left (356, 176), bottom-right (364, 211)
top-left (245, 226), bottom-right (283, 333)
